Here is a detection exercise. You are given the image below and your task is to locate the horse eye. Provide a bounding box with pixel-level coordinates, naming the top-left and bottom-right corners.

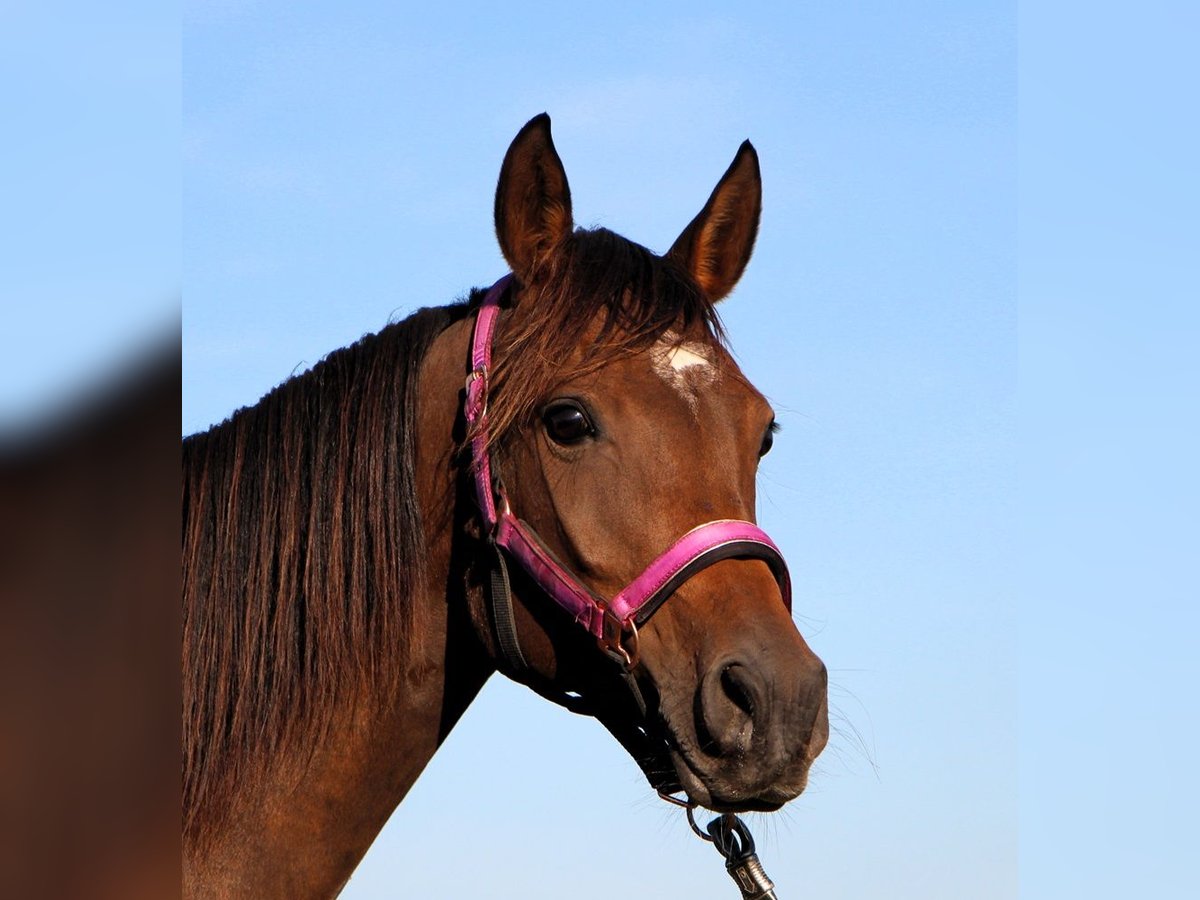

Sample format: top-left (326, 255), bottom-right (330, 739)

top-left (543, 403), bottom-right (594, 445)
top-left (759, 420), bottom-right (778, 458)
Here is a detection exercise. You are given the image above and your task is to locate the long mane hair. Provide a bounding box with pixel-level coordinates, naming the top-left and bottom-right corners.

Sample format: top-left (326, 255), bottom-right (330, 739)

top-left (182, 303), bottom-right (462, 843)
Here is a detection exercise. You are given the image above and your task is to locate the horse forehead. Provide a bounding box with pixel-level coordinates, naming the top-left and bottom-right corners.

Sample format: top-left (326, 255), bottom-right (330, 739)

top-left (649, 333), bottom-right (720, 410)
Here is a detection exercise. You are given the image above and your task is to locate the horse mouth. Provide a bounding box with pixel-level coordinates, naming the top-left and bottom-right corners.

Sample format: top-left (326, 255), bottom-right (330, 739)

top-left (667, 739), bottom-right (816, 816)
top-left (668, 748), bottom-right (802, 813)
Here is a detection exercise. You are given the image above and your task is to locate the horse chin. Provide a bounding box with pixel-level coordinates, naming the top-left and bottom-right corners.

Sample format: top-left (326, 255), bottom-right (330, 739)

top-left (666, 749), bottom-right (800, 814)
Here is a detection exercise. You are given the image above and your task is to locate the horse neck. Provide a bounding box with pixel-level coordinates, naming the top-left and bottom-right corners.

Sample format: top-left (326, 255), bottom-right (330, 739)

top-left (186, 315), bottom-right (494, 899)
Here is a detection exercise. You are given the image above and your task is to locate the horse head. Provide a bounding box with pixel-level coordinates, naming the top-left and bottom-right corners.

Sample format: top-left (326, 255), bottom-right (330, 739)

top-left (465, 114), bottom-right (828, 812)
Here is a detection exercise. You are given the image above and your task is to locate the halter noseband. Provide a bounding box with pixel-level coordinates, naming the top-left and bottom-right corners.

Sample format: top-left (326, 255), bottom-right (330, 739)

top-left (464, 275), bottom-right (792, 670)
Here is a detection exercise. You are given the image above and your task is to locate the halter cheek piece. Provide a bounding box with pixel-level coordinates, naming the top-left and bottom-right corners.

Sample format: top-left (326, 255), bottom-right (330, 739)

top-left (464, 274), bottom-right (792, 674)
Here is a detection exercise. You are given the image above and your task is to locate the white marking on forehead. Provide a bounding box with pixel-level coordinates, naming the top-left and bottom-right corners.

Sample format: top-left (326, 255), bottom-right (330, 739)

top-left (665, 344), bottom-right (710, 373)
top-left (651, 332), bottom-right (717, 410)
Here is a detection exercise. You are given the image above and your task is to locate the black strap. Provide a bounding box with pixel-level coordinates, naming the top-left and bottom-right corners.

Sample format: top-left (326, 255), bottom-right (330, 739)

top-left (593, 679), bottom-right (681, 794)
top-left (485, 541), bottom-right (669, 789)
top-left (620, 669), bottom-right (648, 718)
top-left (487, 541), bottom-right (529, 674)
top-left (486, 540), bottom-right (600, 716)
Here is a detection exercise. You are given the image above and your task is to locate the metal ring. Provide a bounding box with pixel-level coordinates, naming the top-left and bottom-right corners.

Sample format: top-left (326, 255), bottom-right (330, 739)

top-left (618, 618), bottom-right (639, 669)
top-left (599, 610), bottom-right (640, 671)
top-left (657, 790), bottom-right (713, 843)
top-left (657, 790), bottom-right (691, 808)
top-left (686, 805), bottom-right (714, 842)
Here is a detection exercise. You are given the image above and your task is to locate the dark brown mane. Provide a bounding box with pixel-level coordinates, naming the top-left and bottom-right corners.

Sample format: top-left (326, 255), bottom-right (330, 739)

top-left (182, 303), bottom-right (464, 846)
top-left (182, 228), bottom-right (720, 848)
top-left (484, 227), bottom-right (726, 444)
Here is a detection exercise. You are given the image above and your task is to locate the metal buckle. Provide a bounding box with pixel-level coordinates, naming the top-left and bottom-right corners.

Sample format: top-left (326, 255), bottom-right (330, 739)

top-left (464, 366), bottom-right (488, 424)
top-left (599, 608), bottom-right (640, 670)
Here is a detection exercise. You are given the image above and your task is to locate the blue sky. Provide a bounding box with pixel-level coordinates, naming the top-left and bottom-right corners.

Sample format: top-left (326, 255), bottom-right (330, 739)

top-left (1020, 4), bottom-right (1200, 897)
top-left (183, 2), bottom-right (1014, 897)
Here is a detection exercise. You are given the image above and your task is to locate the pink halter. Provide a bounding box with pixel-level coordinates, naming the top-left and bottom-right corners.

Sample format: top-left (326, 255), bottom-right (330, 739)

top-left (465, 275), bottom-right (791, 667)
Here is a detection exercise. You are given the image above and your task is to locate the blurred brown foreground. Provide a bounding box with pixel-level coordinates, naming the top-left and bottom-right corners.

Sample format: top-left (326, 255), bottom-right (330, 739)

top-left (0, 334), bottom-right (181, 899)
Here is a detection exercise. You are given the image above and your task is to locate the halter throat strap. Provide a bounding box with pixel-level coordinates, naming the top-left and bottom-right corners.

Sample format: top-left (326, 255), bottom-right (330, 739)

top-left (463, 275), bottom-right (792, 663)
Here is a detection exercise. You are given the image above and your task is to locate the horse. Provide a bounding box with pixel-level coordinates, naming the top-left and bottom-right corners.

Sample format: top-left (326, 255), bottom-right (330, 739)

top-left (182, 113), bottom-right (829, 898)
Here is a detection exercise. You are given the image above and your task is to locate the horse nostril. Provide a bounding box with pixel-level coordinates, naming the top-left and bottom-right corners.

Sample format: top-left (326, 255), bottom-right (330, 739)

top-left (722, 665), bottom-right (756, 720)
top-left (698, 661), bottom-right (763, 758)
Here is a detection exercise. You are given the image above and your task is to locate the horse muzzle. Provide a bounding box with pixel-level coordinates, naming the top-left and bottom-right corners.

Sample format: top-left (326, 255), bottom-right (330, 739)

top-left (637, 589), bottom-right (829, 812)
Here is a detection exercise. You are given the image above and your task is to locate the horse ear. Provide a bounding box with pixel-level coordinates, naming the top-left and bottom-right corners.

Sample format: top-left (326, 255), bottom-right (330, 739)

top-left (494, 113), bottom-right (574, 283)
top-left (667, 141), bottom-right (762, 302)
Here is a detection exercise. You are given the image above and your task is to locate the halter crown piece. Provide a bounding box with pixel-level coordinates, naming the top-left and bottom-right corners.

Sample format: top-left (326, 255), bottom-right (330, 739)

top-left (463, 275), bottom-right (793, 670)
